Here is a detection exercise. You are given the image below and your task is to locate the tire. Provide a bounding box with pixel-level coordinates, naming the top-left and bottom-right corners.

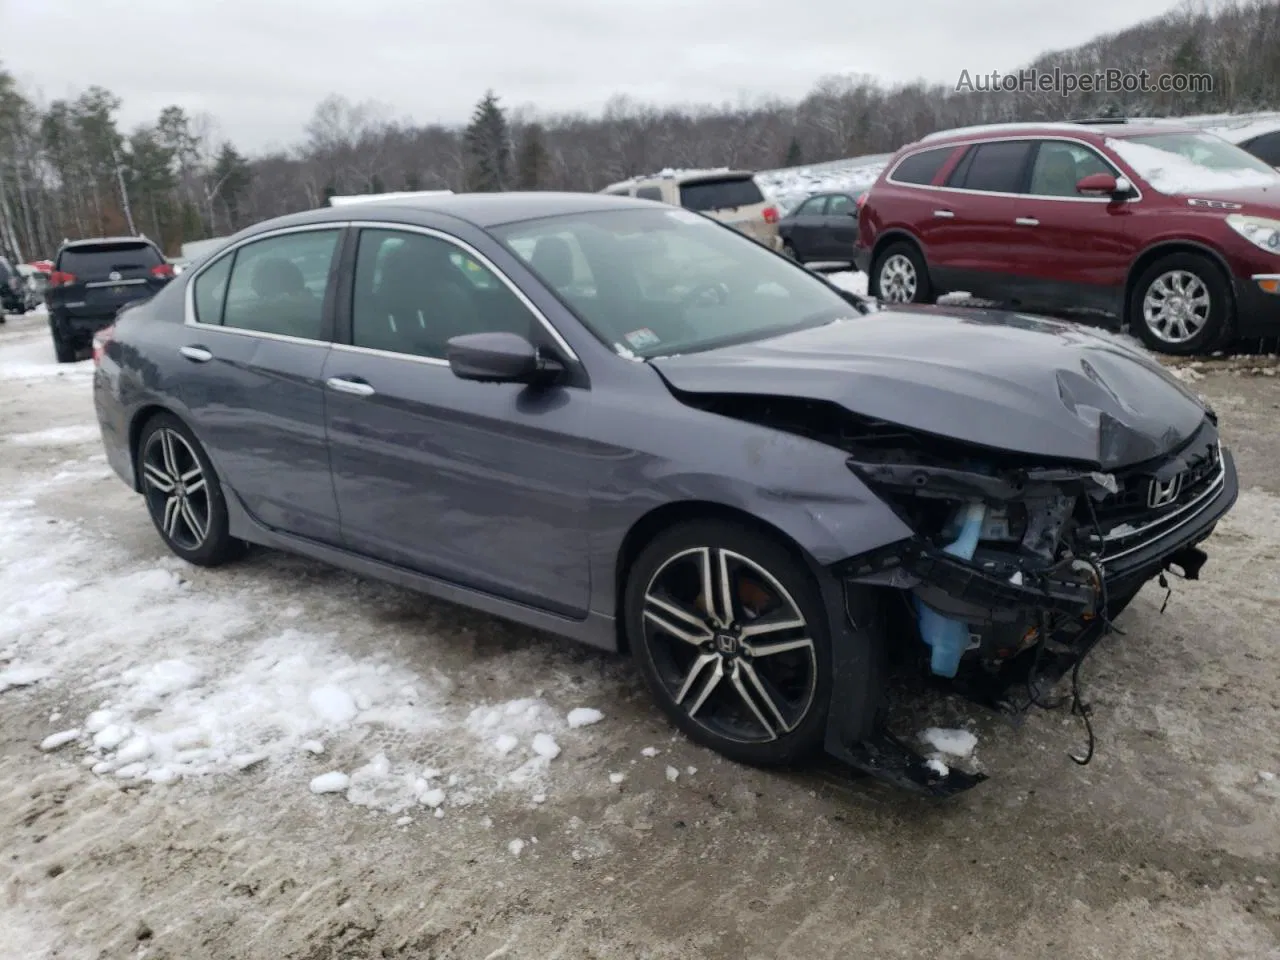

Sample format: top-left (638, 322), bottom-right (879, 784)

top-left (870, 240), bottom-right (932, 304)
top-left (782, 240), bottom-right (799, 262)
top-left (136, 413), bottom-right (245, 567)
top-left (1129, 253), bottom-right (1232, 356)
top-left (51, 329), bottom-right (77, 363)
top-left (624, 519), bottom-right (840, 766)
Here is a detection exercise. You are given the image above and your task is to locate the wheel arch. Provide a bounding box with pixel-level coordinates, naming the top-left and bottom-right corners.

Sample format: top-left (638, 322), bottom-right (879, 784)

top-left (869, 228), bottom-right (924, 269)
top-left (613, 499), bottom-right (826, 652)
top-left (1123, 240), bottom-right (1236, 325)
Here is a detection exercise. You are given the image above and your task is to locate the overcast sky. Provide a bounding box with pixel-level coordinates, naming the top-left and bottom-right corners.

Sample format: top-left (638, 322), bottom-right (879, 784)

top-left (2, 0), bottom-right (1177, 154)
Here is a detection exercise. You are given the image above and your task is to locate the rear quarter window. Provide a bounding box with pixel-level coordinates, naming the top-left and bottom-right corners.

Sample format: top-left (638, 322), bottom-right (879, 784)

top-left (58, 242), bottom-right (163, 277)
top-left (678, 177), bottom-right (765, 212)
top-left (888, 147), bottom-right (956, 185)
top-left (635, 185), bottom-right (664, 201)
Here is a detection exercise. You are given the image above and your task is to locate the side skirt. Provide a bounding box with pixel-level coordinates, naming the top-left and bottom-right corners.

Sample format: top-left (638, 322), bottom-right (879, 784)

top-left (223, 487), bottom-right (620, 653)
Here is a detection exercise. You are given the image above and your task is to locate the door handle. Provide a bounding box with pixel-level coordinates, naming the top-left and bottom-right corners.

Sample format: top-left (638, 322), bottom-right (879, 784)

top-left (179, 345), bottom-right (213, 363)
top-left (1015, 217), bottom-right (1040, 226)
top-left (933, 209), bottom-right (955, 218)
top-left (326, 376), bottom-right (376, 397)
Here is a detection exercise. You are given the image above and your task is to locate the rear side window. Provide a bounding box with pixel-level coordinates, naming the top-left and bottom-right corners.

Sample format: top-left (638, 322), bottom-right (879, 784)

top-left (604, 186), bottom-right (631, 196)
top-left (826, 194), bottom-right (856, 216)
top-left (889, 147), bottom-right (955, 185)
top-left (951, 141), bottom-right (1034, 193)
top-left (58, 242), bottom-right (162, 278)
top-left (1244, 131), bottom-right (1280, 166)
top-left (678, 176), bottom-right (764, 212)
top-left (220, 229), bottom-right (340, 340)
top-left (192, 253), bottom-right (233, 325)
top-left (635, 185), bottom-right (663, 201)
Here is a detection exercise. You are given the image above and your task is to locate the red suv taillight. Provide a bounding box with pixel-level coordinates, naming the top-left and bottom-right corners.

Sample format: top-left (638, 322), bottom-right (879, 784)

top-left (92, 325), bottom-right (115, 367)
top-left (151, 263), bottom-right (175, 279)
top-left (762, 206), bottom-right (779, 224)
top-left (50, 270), bottom-right (76, 287)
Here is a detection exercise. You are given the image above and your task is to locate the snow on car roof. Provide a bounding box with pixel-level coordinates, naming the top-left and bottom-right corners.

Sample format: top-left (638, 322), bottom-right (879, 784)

top-left (328, 190), bottom-right (454, 206)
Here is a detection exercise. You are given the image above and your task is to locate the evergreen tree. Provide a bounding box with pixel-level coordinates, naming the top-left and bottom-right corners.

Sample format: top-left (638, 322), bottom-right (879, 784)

top-left (464, 91), bottom-right (510, 192)
top-left (784, 136), bottom-right (803, 167)
top-left (516, 123), bottom-right (550, 189)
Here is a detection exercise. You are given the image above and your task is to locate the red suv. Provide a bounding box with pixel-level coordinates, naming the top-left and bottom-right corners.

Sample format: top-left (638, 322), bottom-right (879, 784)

top-left (855, 119), bottom-right (1280, 354)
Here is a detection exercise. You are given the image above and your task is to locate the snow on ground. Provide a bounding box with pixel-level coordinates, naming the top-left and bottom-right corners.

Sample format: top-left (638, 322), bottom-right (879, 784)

top-left (0, 454), bottom-right (617, 816)
top-left (0, 335), bottom-right (91, 381)
top-left (920, 727), bottom-right (978, 758)
top-left (825, 270), bottom-right (868, 296)
top-left (7, 424), bottom-right (102, 446)
top-left (757, 153), bottom-right (890, 214)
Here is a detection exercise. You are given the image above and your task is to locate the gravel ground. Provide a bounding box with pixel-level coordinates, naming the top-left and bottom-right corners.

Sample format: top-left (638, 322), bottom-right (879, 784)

top-left (1, 310), bottom-right (1278, 960)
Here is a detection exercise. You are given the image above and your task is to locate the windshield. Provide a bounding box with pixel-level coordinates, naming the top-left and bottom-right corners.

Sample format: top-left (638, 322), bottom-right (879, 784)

top-left (493, 208), bottom-right (860, 358)
top-left (1109, 132), bottom-right (1280, 194)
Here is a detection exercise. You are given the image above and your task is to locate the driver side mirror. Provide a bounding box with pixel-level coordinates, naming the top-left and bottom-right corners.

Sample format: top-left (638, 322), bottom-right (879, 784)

top-left (446, 331), bottom-right (564, 385)
top-left (1076, 172), bottom-right (1133, 199)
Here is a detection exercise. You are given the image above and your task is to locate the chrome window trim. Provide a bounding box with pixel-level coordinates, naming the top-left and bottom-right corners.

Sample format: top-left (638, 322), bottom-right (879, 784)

top-left (1101, 454), bottom-right (1226, 566)
top-left (344, 220), bottom-right (582, 363)
top-left (886, 135), bottom-right (1144, 204)
top-left (329, 341), bottom-right (449, 368)
top-left (183, 222), bottom-right (346, 340)
top-left (182, 220), bottom-right (582, 365)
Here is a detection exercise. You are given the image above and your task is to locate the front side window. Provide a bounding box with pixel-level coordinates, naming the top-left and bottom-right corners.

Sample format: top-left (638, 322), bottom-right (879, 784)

top-left (1028, 141), bottom-right (1118, 197)
top-left (635, 185), bottom-right (664, 201)
top-left (826, 194), bottom-right (856, 216)
top-left (350, 228), bottom-right (535, 359)
top-left (494, 207), bottom-right (860, 359)
top-left (220, 229), bottom-right (340, 339)
top-left (952, 141), bottom-right (1034, 193)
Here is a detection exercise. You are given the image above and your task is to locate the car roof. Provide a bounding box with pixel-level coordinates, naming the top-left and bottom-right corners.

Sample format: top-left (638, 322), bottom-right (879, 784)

top-left (239, 191), bottom-right (657, 234)
top-left (911, 118), bottom-right (1195, 150)
top-left (602, 169), bottom-right (757, 192)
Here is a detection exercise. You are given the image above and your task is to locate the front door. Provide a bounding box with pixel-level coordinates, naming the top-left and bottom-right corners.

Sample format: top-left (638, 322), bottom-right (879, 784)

top-left (177, 225), bottom-right (344, 543)
top-left (322, 226), bottom-right (592, 616)
top-left (1006, 139), bottom-right (1139, 314)
top-left (821, 193), bottom-right (860, 260)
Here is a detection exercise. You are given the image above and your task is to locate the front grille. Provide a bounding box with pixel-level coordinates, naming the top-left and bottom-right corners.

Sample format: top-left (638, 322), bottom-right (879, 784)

top-left (1090, 429), bottom-right (1225, 565)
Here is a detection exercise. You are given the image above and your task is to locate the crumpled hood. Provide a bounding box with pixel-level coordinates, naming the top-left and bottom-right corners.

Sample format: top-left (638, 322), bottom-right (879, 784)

top-left (651, 306), bottom-right (1209, 470)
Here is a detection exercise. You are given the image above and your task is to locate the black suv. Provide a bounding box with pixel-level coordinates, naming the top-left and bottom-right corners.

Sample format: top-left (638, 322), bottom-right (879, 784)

top-left (0, 256), bottom-right (25, 318)
top-left (47, 236), bottom-right (174, 362)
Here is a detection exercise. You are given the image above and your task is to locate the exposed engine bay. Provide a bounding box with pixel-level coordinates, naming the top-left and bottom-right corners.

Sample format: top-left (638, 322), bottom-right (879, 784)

top-left (680, 391), bottom-right (1234, 794)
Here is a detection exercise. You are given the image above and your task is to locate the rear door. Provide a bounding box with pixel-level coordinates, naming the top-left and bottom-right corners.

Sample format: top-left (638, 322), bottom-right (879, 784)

top-left (49, 241), bottom-right (168, 322)
top-left (821, 193), bottom-right (860, 259)
top-left (784, 195), bottom-right (829, 259)
top-left (177, 225), bottom-right (345, 544)
top-left (677, 174), bottom-right (774, 245)
top-left (926, 139), bottom-right (1034, 298)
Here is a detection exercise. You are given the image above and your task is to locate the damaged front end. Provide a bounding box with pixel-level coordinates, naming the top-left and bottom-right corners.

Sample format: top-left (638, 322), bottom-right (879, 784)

top-left (825, 416), bottom-right (1235, 795)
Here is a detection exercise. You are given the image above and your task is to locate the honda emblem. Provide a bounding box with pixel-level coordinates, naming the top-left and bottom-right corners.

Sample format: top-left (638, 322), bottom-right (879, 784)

top-left (1147, 474), bottom-right (1183, 508)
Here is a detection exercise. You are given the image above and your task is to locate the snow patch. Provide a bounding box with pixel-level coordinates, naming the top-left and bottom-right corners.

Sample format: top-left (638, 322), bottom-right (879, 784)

top-left (310, 771), bottom-right (350, 794)
top-left (39, 728), bottom-right (81, 751)
top-left (0, 664), bottom-right (51, 693)
top-left (6, 425), bottom-right (100, 447)
top-left (920, 727), bottom-right (978, 758)
top-left (566, 707), bottom-right (604, 728)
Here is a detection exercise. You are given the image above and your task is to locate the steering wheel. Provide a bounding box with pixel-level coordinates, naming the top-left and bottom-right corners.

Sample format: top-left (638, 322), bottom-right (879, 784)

top-left (679, 281), bottom-right (731, 308)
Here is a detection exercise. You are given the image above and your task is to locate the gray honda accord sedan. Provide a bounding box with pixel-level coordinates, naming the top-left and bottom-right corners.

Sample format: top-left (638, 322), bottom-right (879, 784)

top-left (92, 192), bottom-right (1238, 793)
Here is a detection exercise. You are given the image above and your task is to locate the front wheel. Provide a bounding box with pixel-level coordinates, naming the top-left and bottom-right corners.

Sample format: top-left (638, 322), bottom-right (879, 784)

top-left (624, 520), bottom-right (841, 766)
top-left (137, 413), bottom-right (244, 567)
top-left (870, 240), bottom-right (932, 304)
top-left (1130, 253), bottom-right (1232, 355)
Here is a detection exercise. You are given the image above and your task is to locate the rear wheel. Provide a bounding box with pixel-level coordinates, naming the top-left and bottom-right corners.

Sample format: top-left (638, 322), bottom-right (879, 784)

top-left (782, 240), bottom-right (799, 261)
top-left (137, 413), bottom-right (244, 567)
top-left (871, 240), bottom-right (932, 304)
top-left (624, 519), bottom-right (843, 766)
top-left (1130, 253), bottom-right (1232, 355)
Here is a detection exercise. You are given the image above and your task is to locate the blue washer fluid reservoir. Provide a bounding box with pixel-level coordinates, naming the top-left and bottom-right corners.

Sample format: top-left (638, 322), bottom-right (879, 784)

top-left (913, 500), bottom-right (986, 678)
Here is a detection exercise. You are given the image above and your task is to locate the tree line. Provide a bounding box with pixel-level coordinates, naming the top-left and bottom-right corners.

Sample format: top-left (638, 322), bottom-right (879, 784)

top-left (0, 0), bottom-right (1277, 260)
